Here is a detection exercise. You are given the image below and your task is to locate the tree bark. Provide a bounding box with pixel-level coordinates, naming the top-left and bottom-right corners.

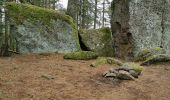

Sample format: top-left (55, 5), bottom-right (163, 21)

top-left (67, 0), bottom-right (79, 23)
top-left (94, 0), bottom-right (97, 29)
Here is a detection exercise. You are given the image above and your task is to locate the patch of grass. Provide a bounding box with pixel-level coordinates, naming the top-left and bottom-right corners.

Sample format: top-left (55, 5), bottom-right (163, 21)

top-left (64, 51), bottom-right (98, 60)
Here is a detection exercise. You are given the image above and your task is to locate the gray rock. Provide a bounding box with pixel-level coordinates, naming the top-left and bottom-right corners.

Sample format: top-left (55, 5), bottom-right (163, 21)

top-left (79, 28), bottom-right (114, 57)
top-left (117, 70), bottom-right (135, 80)
top-left (109, 68), bottom-right (119, 75)
top-left (111, 0), bottom-right (170, 59)
top-left (116, 67), bottom-right (133, 72)
top-left (4, 3), bottom-right (80, 54)
top-left (105, 72), bottom-right (117, 78)
top-left (129, 70), bottom-right (139, 78)
top-left (41, 74), bottom-right (55, 80)
top-left (103, 71), bottom-right (110, 77)
top-left (141, 54), bottom-right (170, 66)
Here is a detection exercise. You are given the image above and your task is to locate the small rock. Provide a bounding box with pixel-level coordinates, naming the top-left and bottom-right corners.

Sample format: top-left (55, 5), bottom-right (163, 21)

top-left (129, 70), bottom-right (139, 78)
top-left (0, 91), bottom-right (3, 100)
top-left (41, 74), bottom-right (55, 80)
top-left (105, 72), bottom-right (117, 78)
top-left (109, 68), bottom-right (119, 75)
top-left (117, 70), bottom-right (135, 80)
top-left (164, 67), bottom-right (170, 71)
top-left (116, 67), bottom-right (133, 72)
top-left (103, 71), bottom-right (109, 77)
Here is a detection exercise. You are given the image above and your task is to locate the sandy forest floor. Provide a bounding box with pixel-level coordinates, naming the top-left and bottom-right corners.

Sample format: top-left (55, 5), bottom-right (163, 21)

top-left (0, 54), bottom-right (170, 100)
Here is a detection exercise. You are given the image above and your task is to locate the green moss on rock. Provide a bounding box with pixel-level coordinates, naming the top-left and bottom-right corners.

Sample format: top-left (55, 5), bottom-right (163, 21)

top-left (141, 54), bottom-right (170, 66)
top-left (64, 51), bottom-right (98, 60)
top-left (123, 63), bottom-right (143, 74)
top-left (90, 57), bottom-right (123, 67)
top-left (5, 2), bottom-right (81, 52)
top-left (79, 27), bottom-right (114, 57)
top-left (135, 47), bottom-right (165, 61)
top-left (6, 2), bottom-right (73, 25)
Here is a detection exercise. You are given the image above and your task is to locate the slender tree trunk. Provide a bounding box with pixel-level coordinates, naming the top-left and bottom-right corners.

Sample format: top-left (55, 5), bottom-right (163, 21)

top-left (94, 0), bottom-right (97, 29)
top-left (79, 0), bottom-right (82, 28)
top-left (52, 0), bottom-right (55, 10)
top-left (81, 0), bottom-right (86, 28)
top-left (102, 0), bottom-right (105, 27)
top-left (67, 0), bottom-right (79, 23)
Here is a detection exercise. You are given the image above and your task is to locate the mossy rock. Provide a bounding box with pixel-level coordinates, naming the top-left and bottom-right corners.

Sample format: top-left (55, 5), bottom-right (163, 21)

top-left (64, 51), bottom-right (98, 60)
top-left (79, 27), bottom-right (114, 57)
top-left (141, 54), bottom-right (170, 66)
top-left (135, 47), bottom-right (165, 61)
top-left (90, 57), bottom-right (123, 67)
top-left (5, 2), bottom-right (80, 54)
top-left (122, 63), bottom-right (143, 74)
top-left (6, 2), bottom-right (74, 26)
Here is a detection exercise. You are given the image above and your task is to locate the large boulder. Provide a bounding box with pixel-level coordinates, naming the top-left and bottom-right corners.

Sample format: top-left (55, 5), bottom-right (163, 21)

top-left (5, 2), bottom-right (80, 53)
top-left (79, 27), bottom-right (114, 57)
top-left (111, 0), bottom-right (170, 59)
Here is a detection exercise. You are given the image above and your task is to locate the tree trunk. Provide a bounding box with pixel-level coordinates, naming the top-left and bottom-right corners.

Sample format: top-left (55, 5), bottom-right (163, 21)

top-left (102, 0), bottom-right (105, 27)
top-left (67, 0), bottom-right (79, 23)
top-left (94, 0), bottom-right (97, 29)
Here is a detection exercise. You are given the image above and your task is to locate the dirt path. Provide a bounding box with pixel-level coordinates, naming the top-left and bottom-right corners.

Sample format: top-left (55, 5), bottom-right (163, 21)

top-left (0, 54), bottom-right (170, 100)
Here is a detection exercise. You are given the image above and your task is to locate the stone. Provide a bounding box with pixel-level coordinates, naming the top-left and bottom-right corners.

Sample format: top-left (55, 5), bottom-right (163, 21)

top-left (4, 2), bottom-right (80, 54)
top-left (90, 57), bottom-right (123, 67)
top-left (141, 54), bottom-right (170, 66)
top-left (121, 63), bottom-right (143, 75)
top-left (111, 0), bottom-right (170, 59)
top-left (116, 67), bottom-right (133, 72)
top-left (103, 71), bottom-right (110, 77)
top-left (105, 72), bottom-right (117, 78)
top-left (109, 68), bottom-right (119, 75)
top-left (107, 57), bottom-right (123, 66)
top-left (117, 70), bottom-right (135, 80)
top-left (129, 70), bottom-right (139, 78)
top-left (79, 27), bottom-right (114, 57)
top-left (135, 47), bottom-right (165, 61)
top-left (41, 74), bottom-right (55, 80)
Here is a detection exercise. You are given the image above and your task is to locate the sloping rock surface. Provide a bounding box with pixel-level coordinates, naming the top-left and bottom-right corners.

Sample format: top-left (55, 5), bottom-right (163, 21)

top-left (5, 2), bottom-right (80, 53)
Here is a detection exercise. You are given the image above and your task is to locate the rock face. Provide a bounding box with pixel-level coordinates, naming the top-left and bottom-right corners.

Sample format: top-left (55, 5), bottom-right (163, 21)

top-left (79, 27), bottom-right (114, 57)
top-left (111, 0), bottom-right (170, 59)
top-left (5, 2), bottom-right (80, 53)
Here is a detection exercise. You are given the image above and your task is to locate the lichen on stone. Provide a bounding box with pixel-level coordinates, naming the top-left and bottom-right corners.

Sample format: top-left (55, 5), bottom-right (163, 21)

top-left (5, 2), bottom-right (81, 53)
top-left (79, 27), bottom-right (114, 57)
top-left (141, 54), bottom-right (170, 66)
top-left (135, 47), bottom-right (165, 61)
top-left (63, 51), bottom-right (98, 60)
top-left (122, 63), bottom-right (143, 74)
